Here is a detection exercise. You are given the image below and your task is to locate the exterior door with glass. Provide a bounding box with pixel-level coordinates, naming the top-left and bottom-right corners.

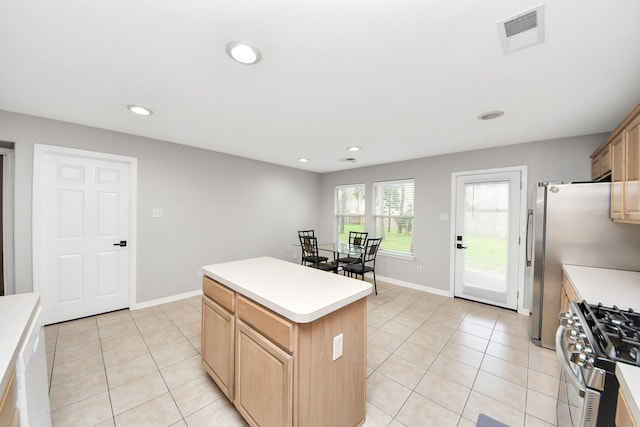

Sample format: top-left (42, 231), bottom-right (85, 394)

top-left (453, 169), bottom-right (522, 310)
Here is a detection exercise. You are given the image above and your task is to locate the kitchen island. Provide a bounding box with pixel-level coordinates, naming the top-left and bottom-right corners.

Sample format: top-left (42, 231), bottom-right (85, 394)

top-left (0, 293), bottom-right (49, 427)
top-left (562, 265), bottom-right (640, 427)
top-left (200, 257), bottom-right (372, 427)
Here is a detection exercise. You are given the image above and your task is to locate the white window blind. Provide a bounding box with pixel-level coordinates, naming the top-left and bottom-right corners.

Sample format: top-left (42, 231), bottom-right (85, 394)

top-left (373, 179), bottom-right (415, 254)
top-left (335, 184), bottom-right (366, 244)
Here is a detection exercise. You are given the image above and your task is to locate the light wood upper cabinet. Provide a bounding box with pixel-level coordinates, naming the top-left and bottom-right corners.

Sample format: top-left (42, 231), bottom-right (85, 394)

top-left (593, 103), bottom-right (640, 224)
top-left (611, 132), bottom-right (626, 221)
top-left (623, 114), bottom-right (640, 222)
top-left (591, 142), bottom-right (612, 181)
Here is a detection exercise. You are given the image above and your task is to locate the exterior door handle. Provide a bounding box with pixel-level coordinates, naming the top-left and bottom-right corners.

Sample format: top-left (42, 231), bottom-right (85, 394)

top-left (113, 240), bottom-right (127, 247)
top-left (456, 243), bottom-right (467, 249)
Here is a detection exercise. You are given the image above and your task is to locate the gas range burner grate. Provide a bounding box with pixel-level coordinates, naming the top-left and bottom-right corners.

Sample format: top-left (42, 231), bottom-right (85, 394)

top-left (585, 302), bottom-right (640, 366)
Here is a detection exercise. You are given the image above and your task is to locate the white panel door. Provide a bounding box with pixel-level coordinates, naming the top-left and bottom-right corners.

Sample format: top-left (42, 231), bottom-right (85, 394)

top-left (453, 169), bottom-right (522, 310)
top-left (34, 145), bottom-right (135, 324)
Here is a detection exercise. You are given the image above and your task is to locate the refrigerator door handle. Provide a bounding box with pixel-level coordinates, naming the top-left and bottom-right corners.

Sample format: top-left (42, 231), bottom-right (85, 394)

top-left (526, 208), bottom-right (534, 266)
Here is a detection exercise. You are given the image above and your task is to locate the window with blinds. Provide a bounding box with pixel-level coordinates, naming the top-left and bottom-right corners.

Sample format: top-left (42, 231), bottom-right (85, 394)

top-left (373, 179), bottom-right (415, 254)
top-left (335, 184), bottom-right (366, 244)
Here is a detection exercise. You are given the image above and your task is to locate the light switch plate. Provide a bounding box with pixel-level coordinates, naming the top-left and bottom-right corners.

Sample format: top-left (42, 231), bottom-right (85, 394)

top-left (333, 333), bottom-right (343, 361)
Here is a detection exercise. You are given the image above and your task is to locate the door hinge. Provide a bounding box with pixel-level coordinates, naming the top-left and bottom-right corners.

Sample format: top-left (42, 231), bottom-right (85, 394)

top-left (518, 237), bottom-right (521, 244)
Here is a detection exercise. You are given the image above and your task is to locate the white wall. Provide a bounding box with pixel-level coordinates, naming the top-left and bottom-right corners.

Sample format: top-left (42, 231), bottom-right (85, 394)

top-left (318, 134), bottom-right (606, 305)
top-left (0, 110), bottom-right (320, 303)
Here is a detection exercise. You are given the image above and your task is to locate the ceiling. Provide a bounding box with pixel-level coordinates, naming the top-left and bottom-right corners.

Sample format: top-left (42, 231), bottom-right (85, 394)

top-left (1, 1), bottom-right (640, 173)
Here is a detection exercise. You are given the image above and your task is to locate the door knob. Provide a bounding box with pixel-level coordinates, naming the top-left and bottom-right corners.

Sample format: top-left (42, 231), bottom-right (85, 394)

top-left (113, 240), bottom-right (127, 247)
top-left (456, 243), bottom-right (467, 249)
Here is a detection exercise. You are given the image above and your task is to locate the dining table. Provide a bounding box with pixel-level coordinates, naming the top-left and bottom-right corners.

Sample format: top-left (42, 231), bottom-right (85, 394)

top-left (317, 242), bottom-right (365, 263)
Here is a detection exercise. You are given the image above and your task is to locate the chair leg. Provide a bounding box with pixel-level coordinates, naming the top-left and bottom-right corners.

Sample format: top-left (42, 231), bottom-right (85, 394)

top-left (373, 271), bottom-right (378, 295)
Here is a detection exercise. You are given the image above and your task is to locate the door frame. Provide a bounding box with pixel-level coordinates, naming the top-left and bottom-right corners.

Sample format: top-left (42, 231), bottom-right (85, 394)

top-left (0, 148), bottom-right (15, 295)
top-left (448, 165), bottom-right (529, 314)
top-left (32, 144), bottom-right (138, 317)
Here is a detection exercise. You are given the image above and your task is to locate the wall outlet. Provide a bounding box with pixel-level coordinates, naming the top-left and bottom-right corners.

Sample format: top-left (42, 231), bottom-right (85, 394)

top-left (333, 333), bottom-right (343, 361)
top-left (439, 213), bottom-right (448, 221)
top-left (416, 266), bottom-right (422, 273)
top-left (152, 208), bottom-right (164, 218)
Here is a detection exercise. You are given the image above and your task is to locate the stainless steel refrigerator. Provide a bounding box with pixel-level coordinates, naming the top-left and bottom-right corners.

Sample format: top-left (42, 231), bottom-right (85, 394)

top-left (529, 182), bottom-right (640, 349)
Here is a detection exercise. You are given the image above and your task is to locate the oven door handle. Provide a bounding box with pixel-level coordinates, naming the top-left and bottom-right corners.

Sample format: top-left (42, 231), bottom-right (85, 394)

top-left (555, 326), bottom-right (586, 397)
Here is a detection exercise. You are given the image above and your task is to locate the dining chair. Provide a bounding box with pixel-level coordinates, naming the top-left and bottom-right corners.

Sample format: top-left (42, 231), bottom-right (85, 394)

top-left (336, 231), bottom-right (368, 266)
top-left (342, 237), bottom-right (382, 294)
top-left (300, 235), bottom-right (337, 273)
top-left (298, 230), bottom-right (319, 265)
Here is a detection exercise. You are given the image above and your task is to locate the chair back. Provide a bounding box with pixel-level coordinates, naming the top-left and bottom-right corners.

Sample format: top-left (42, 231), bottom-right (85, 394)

top-left (300, 235), bottom-right (319, 258)
top-left (348, 231), bottom-right (368, 248)
top-left (298, 229), bottom-right (314, 239)
top-left (363, 238), bottom-right (382, 264)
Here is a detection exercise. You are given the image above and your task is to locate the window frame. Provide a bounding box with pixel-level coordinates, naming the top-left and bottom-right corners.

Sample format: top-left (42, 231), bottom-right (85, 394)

top-left (372, 178), bottom-right (415, 258)
top-left (334, 183), bottom-right (366, 244)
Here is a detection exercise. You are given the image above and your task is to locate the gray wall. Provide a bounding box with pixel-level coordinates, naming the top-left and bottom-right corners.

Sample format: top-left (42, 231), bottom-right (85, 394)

top-left (318, 134), bottom-right (606, 303)
top-left (0, 110), bottom-right (320, 303)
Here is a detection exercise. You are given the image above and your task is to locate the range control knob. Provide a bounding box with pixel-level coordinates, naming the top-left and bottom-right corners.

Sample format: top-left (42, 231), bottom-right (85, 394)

top-left (559, 312), bottom-right (576, 327)
top-left (567, 341), bottom-right (584, 354)
top-left (570, 351), bottom-right (593, 368)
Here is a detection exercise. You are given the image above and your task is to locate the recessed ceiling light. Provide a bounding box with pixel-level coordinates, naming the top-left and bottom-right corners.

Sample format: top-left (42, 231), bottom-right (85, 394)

top-left (347, 146), bottom-right (361, 152)
top-left (226, 42), bottom-right (261, 65)
top-left (478, 111), bottom-right (504, 120)
top-left (127, 105), bottom-right (153, 116)
top-left (298, 158), bottom-right (309, 163)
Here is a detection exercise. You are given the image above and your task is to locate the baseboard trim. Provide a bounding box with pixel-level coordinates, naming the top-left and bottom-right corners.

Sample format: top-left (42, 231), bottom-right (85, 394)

top-left (376, 275), bottom-right (451, 298)
top-left (132, 289), bottom-right (202, 310)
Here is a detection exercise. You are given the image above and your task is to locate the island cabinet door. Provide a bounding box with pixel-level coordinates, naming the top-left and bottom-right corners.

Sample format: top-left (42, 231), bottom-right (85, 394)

top-left (235, 320), bottom-right (293, 427)
top-left (202, 296), bottom-right (235, 399)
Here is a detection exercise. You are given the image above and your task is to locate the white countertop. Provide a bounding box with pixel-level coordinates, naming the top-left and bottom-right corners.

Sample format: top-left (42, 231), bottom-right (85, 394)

top-left (562, 265), bottom-right (640, 424)
top-left (201, 257), bottom-right (372, 323)
top-left (562, 265), bottom-right (640, 308)
top-left (0, 293), bottom-right (40, 394)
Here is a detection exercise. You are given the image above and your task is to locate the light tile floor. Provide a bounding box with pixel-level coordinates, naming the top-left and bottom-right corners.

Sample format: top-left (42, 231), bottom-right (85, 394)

top-left (45, 281), bottom-right (560, 427)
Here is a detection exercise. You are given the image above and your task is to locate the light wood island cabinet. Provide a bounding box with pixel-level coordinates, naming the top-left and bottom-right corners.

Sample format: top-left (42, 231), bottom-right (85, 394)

top-left (201, 277), bottom-right (235, 399)
top-left (201, 257), bottom-right (371, 427)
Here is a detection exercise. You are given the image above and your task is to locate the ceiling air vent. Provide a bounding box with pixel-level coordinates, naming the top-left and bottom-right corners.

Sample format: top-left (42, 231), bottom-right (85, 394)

top-left (497, 4), bottom-right (545, 54)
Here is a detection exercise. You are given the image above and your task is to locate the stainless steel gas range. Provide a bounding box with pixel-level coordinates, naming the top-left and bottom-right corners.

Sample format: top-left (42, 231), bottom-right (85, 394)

top-left (556, 300), bottom-right (640, 426)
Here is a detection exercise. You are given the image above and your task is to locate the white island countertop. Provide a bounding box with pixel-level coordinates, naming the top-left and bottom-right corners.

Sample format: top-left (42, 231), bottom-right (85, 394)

top-left (562, 265), bottom-right (640, 425)
top-left (201, 257), bottom-right (372, 323)
top-left (0, 293), bottom-right (40, 394)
